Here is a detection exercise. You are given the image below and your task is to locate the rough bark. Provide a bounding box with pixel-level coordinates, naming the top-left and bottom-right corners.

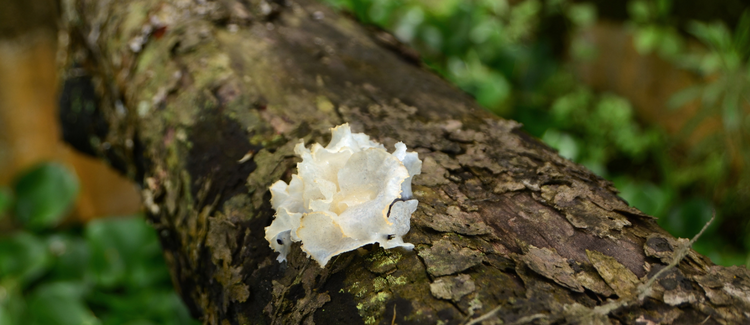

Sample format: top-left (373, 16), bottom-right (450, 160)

top-left (61, 0), bottom-right (750, 324)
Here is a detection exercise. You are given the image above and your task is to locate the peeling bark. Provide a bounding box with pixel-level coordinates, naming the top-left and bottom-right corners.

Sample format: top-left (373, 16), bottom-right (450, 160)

top-left (61, 0), bottom-right (750, 324)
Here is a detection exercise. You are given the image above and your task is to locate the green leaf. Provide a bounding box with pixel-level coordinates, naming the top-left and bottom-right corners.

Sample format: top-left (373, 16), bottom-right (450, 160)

top-left (656, 28), bottom-right (684, 58)
top-left (0, 304), bottom-right (13, 325)
top-left (469, 18), bottom-right (501, 44)
top-left (0, 305), bottom-right (10, 325)
top-left (721, 83), bottom-right (743, 131)
top-left (655, 0), bottom-right (672, 16)
top-left (0, 232), bottom-right (52, 287)
top-left (85, 216), bottom-right (168, 288)
top-left (0, 187), bottom-right (11, 220)
top-left (46, 235), bottom-right (91, 282)
top-left (627, 0), bottom-right (651, 23)
top-left (420, 24), bottom-right (444, 51)
top-left (732, 10), bottom-right (750, 58)
top-left (550, 88), bottom-right (592, 125)
top-left (542, 129), bottom-right (579, 161)
top-left (688, 21), bottom-right (732, 53)
top-left (633, 26), bottom-right (659, 54)
top-left (13, 163), bottom-right (79, 230)
top-left (566, 3), bottom-right (597, 28)
top-left (394, 6), bottom-right (425, 42)
top-left (701, 79), bottom-right (725, 107)
top-left (26, 282), bottom-right (100, 325)
top-left (91, 290), bottom-right (197, 325)
top-left (476, 72), bottom-right (511, 109)
top-left (667, 85), bottom-right (703, 110)
top-left (0, 286), bottom-right (25, 325)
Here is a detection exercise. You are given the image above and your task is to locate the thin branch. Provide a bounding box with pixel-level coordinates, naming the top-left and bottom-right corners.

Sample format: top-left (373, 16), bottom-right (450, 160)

top-left (465, 305), bottom-right (502, 325)
top-left (637, 211), bottom-right (715, 301)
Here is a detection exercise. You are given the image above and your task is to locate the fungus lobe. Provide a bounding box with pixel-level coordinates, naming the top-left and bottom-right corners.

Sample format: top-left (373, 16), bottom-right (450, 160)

top-left (265, 124), bottom-right (422, 267)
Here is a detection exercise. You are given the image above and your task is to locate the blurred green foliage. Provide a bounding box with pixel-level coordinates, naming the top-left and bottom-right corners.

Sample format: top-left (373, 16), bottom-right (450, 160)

top-left (321, 0), bottom-right (749, 266)
top-left (611, 1), bottom-right (750, 267)
top-left (631, 1), bottom-right (750, 191)
top-left (0, 187), bottom-right (11, 219)
top-left (13, 163), bottom-right (79, 231)
top-left (0, 162), bottom-right (198, 325)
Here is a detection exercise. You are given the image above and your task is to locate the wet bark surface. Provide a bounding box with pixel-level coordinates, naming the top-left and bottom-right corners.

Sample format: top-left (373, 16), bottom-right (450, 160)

top-left (61, 0), bottom-right (750, 324)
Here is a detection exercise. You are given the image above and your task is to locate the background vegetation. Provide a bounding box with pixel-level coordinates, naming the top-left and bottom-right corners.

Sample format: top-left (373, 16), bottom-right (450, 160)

top-left (0, 0), bottom-right (747, 323)
top-left (0, 163), bottom-right (198, 325)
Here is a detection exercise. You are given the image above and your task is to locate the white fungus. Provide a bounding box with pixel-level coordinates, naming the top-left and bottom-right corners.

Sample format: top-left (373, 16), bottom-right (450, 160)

top-left (265, 124), bottom-right (422, 267)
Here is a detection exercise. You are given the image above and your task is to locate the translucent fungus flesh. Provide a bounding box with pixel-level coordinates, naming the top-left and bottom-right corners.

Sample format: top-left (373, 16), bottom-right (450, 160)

top-left (265, 124), bottom-right (422, 267)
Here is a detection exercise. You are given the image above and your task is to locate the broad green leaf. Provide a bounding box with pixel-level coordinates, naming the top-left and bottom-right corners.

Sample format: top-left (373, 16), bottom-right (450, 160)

top-left (542, 129), bottom-right (579, 161)
top-left (27, 282), bottom-right (99, 325)
top-left (0, 232), bottom-right (52, 287)
top-left (46, 234), bottom-right (91, 282)
top-left (85, 216), bottom-right (168, 288)
top-left (13, 163), bottom-right (79, 230)
top-left (0, 287), bottom-right (25, 325)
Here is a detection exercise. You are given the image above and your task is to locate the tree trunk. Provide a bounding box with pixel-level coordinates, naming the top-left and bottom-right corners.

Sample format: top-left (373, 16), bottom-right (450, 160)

top-left (60, 0), bottom-right (750, 324)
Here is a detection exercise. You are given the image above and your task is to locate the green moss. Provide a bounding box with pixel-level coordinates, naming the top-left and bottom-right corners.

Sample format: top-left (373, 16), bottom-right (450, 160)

top-left (365, 249), bottom-right (403, 273)
top-left (120, 2), bottom-right (148, 38)
top-left (371, 291), bottom-right (390, 303)
top-left (316, 96), bottom-right (335, 113)
top-left (191, 51), bottom-right (233, 89)
top-left (341, 267), bottom-right (400, 324)
top-left (372, 277), bottom-right (387, 291)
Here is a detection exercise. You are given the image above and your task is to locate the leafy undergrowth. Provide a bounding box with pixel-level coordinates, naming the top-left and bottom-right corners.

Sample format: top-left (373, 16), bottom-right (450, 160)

top-left (0, 162), bottom-right (198, 325)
